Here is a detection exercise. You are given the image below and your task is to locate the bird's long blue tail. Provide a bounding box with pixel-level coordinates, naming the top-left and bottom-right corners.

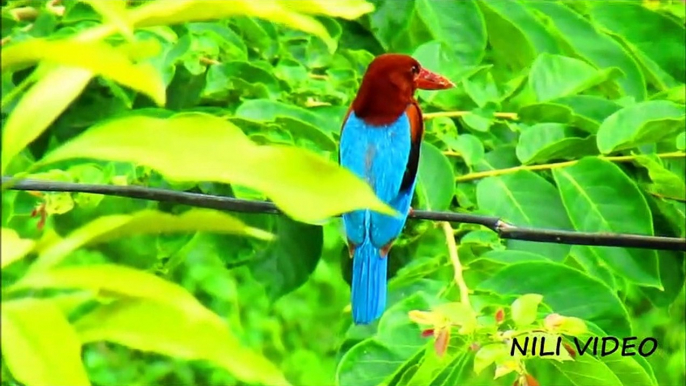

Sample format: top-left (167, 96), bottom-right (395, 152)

top-left (351, 240), bottom-right (388, 325)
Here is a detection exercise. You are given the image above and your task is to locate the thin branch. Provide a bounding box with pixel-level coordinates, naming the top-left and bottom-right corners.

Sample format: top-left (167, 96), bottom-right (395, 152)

top-left (455, 152), bottom-right (686, 182)
top-left (441, 222), bottom-right (471, 309)
top-left (423, 111), bottom-right (519, 121)
top-left (3, 177), bottom-right (684, 252)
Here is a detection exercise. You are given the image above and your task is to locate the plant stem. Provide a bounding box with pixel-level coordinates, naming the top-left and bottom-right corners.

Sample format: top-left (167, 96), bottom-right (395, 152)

top-left (454, 151), bottom-right (686, 182)
top-left (440, 221), bottom-right (472, 309)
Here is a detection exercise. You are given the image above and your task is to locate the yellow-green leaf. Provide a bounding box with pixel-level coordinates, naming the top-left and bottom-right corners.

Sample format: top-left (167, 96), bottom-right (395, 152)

top-left (38, 113), bottom-right (396, 222)
top-left (12, 264), bottom-right (208, 316)
top-left (81, 0), bottom-right (133, 39)
top-left (1, 228), bottom-right (35, 269)
top-left (511, 293), bottom-right (543, 327)
top-left (1, 38), bottom-right (165, 105)
top-left (1, 298), bottom-right (90, 386)
top-left (127, 0), bottom-right (338, 50)
top-left (1, 66), bottom-right (91, 174)
top-left (474, 343), bottom-right (509, 375)
top-left (276, 0), bottom-right (375, 19)
top-left (44, 192), bottom-right (75, 215)
top-left (74, 298), bottom-right (290, 386)
top-left (28, 208), bottom-right (271, 271)
top-left (432, 302), bottom-right (477, 333)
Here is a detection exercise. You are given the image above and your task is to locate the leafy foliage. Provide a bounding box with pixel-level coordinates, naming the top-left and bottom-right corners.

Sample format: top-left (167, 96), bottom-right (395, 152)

top-left (1, 1), bottom-right (684, 386)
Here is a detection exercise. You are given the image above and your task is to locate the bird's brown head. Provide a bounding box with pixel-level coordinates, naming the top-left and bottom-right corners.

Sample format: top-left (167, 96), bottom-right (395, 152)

top-left (352, 54), bottom-right (454, 124)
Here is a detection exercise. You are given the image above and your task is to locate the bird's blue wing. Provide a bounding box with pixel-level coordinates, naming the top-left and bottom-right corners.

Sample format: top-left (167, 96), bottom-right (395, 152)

top-left (339, 111), bottom-right (416, 249)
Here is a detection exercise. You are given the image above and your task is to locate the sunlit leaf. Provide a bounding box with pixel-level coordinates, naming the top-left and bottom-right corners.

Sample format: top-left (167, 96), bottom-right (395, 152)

top-left (82, 0), bottom-right (133, 39)
top-left (29, 209), bottom-right (271, 271)
top-left (38, 113), bottom-right (395, 223)
top-left (473, 343), bottom-right (508, 375)
top-left (1, 227), bottom-right (34, 269)
top-left (11, 264), bottom-right (210, 315)
top-left (1, 38), bottom-right (165, 105)
top-left (123, 0), bottom-right (373, 51)
top-left (510, 293), bottom-right (543, 327)
top-left (1, 298), bottom-right (90, 386)
top-left (1, 66), bottom-right (91, 175)
top-left (74, 298), bottom-right (290, 386)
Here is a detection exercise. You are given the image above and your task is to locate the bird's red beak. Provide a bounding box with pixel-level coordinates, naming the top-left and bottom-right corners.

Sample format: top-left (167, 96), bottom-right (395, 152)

top-left (415, 68), bottom-right (455, 90)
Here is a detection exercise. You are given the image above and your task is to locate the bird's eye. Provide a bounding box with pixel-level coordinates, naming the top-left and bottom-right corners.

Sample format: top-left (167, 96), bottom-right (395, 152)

top-left (411, 65), bottom-right (420, 75)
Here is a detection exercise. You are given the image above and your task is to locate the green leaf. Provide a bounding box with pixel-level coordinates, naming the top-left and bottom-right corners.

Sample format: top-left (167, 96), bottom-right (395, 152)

top-left (74, 298), bottom-right (290, 386)
top-left (651, 84), bottom-right (686, 105)
top-left (30, 209), bottom-right (271, 271)
top-left (634, 155), bottom-right (686, 201)
top-left (553, 158), bottom-right (660, 288)
top-left (477, 1), bottom-right (537, 72)
top-left (203, 62), bottom-right (280, 100)
top-left (417, 142), bottom-right (454, 211)
top-left (596, 100), bottom-right (685, 154)
top-left (552, 95), bottom-right (622, 134)
top-left (510, 293), bottom-right (543, 327)
top-left (38, 113), bottom-right (396, 223)
top-left (677, 132), bottom-right (686, 151)
top-left (462, 67), bottom-right (500, 108)
top-left (1, 39), bottom-right (165, 105)
top-left (534, 354), bottom-right (623, 386)
top-left (570, 246), bottom-right (617, 289)
top-left (367, 0), bottom-right (416, 52)
top-left (477, 261), bottom-right (631, 337)
top-left (427, 352), bottom-right (473, 386)
top-left (461, 107), bottom-right (495, 133)
top-left (482, 0), bottom-right (561, 56)
top-left (478, 250), bottom-right (550, 264)
top-left (415, 0), bottom-right (487, 66)
top-left (589, 1), bottom-right (685, 83)
top-left (336, 292), bottom-right (430, 386)
top-left (1, 66), bottom-right (91, 174)
top-left (649, 196), bottom-right (686, 238)
top-left (602, 355), bottom-right (658, 386)
top-left (528, 53), bottom-right (621, 102)
top-left (250, 216), bottom-right (323, 300)
top-left (641, 250), bottom-right (686, 307)
top-left (529, 1), bottom-right (647, 101)
top-left (1, 227), bottom-right (34, 269)
top-left (1, 298), bottom-right (90, 386)
top-left (234, 99), bottom-right (337, 151)
top-left (476, 170), bottom-right (573, 261)
top-left (412, 41), bottom-right (468, 109)
top-left (453, 134), bottom-right (485, 167)
top-left (515, 123), bottom-right (598, 164)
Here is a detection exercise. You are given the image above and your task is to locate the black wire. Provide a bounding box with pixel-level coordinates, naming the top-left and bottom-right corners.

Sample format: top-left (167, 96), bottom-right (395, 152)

top-left (3, 177), bottom-right (685, 252)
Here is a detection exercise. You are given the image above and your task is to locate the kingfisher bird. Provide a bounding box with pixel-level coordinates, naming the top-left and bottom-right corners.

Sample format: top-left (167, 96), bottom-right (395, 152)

top-left (339, 54), bottom-right (454, 324)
